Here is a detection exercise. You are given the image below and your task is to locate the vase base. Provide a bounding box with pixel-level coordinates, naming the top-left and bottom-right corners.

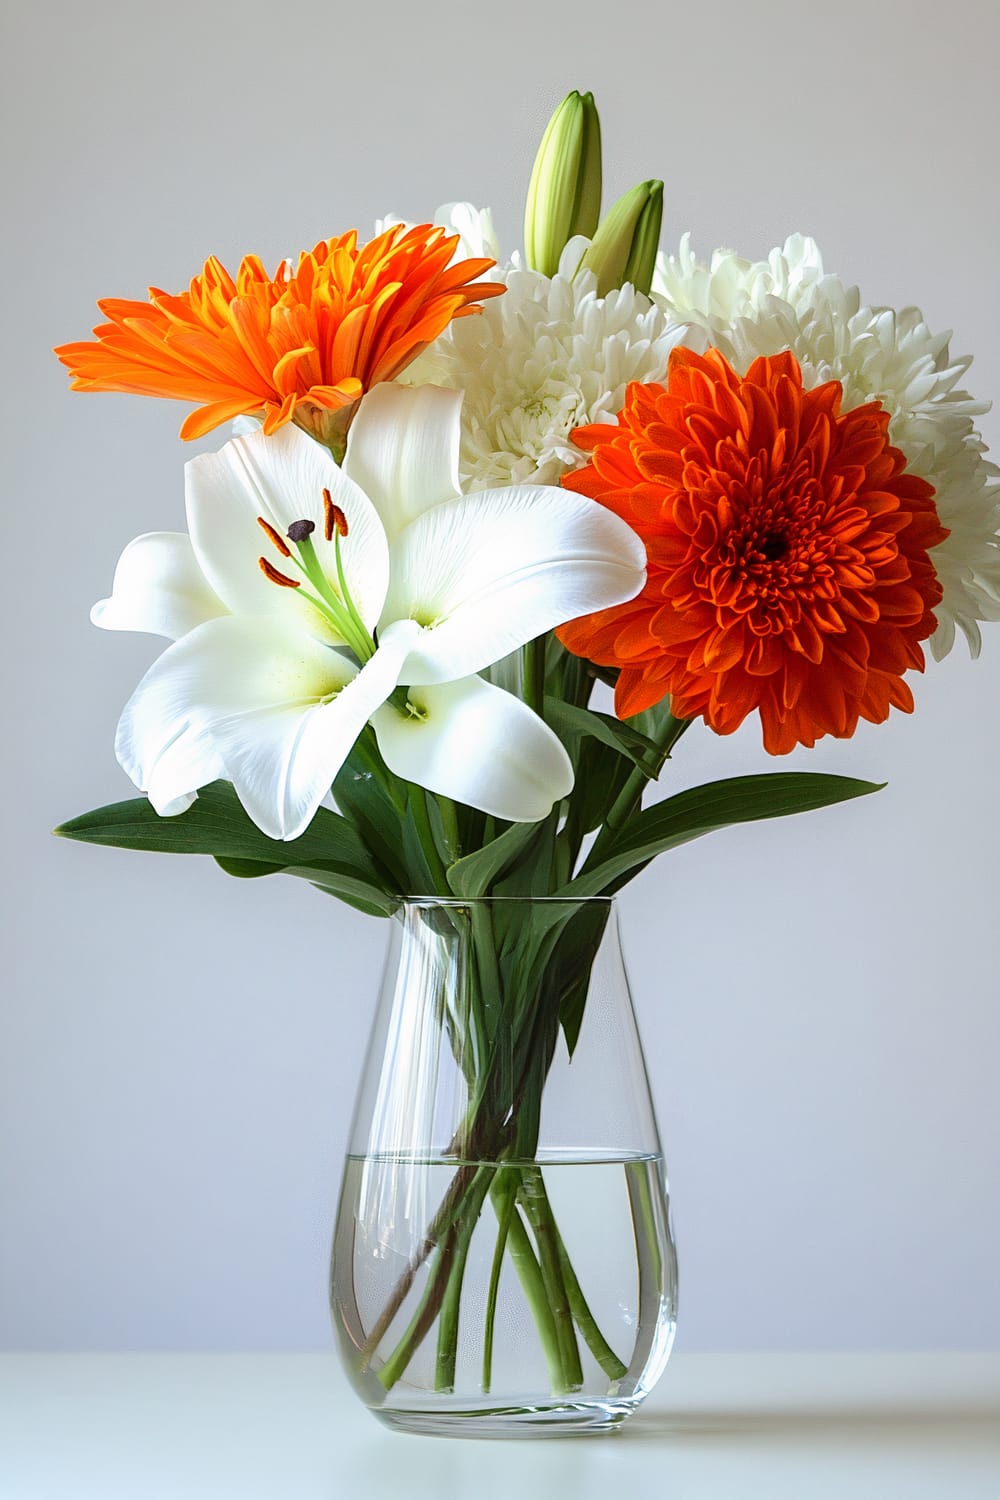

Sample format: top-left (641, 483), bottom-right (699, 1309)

top-left (373, 1398), bottom-right (640, 1439)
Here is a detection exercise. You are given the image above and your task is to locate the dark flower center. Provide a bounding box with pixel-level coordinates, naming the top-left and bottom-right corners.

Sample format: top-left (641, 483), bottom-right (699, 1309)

top-left (758, 531), bottom-right (789, 562)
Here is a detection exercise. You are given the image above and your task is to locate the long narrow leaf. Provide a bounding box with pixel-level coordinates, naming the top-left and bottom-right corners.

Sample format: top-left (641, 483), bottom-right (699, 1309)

top-left (561, 773), bottom-right (884, 897)
top-left (55, 781), bottom-right (396, 913)
top-left (215, 854), bottom-right (397, 917)
top-left (446, 820), bottom-right (544, 899)
top-left (544, 696), bottom-right (659, 768)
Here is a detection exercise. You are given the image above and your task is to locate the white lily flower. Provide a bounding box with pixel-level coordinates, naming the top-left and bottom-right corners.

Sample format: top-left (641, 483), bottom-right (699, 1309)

top-left (95, 385), bottom-right (647, 840)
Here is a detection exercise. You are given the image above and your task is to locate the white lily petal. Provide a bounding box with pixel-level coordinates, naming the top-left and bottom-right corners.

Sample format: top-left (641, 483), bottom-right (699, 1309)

top-left (230, 414), bottom-right (262, 437)
top-left (208, 637), bottom-right (413, 841)
top-left (91, 532), bottom-right (227, 640)
top-left (343, 383), bottom-right (463, 536)
top-left (155, 791), bottom-right (199, 817)
top-left (144, 728), bottom-right (225, 819)
top-left (382, 485), bottom-right (647, 684)
top-left (373, 675), bottom-right (574, 822)
top-left (185, 424), bottom-right (389, 633)
top-left (117, 616), bottom-right (415, 841)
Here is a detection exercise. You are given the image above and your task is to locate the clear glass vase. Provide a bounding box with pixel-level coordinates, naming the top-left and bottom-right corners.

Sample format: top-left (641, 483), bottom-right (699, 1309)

top-left (330, 897), bottom-right (677, 1437)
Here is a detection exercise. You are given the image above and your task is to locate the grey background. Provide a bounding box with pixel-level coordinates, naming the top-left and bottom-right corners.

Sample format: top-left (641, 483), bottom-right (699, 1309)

top-left (2, 0), bottom-right (998, 1351)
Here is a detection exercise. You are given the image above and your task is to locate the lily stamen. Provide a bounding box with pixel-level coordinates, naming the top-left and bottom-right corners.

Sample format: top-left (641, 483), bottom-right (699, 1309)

top-left (276, 512), bottom-right (375, 664)
top-left (256, 516), bottom-right (292, 557)
top-left (259, 557), bottom-right (301, 588)
top-left (323, 488), bottom-right (349, 540)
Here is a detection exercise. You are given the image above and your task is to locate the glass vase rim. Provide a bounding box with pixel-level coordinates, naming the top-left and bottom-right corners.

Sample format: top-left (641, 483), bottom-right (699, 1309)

top-left (397, 894), bottom-right (616, 909)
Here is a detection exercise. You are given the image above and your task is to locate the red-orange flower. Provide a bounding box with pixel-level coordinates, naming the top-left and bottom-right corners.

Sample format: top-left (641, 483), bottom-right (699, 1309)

top-left (558, 347), bottom-right (948, 753)
top-left (55, 224), bottom-right (504, 448)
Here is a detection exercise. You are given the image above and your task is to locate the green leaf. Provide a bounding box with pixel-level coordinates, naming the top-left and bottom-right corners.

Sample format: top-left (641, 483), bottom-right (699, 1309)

top-left (400, 799), bottom-right (441, 896)
top-left (214, 853), bottom-right (397, 918)
top-left (544, 696), bottom-right (659, 769)
top-left (57, 780), bottom-right (364, 863)
top-left (555, 904), bottom-right (612, 1056)
top-left (562, 735), bottom-right (635, 844)
top-left (562, 773), bottom-right (885, 897)
top-left (625, 699), bottom-right (692, 772)
top-left (283, 866), bottom-right (398, 917)
top-left (331, 736), bottom-right (410, 891)
top-left (214, 856), bottom-right (285, 879)
top-left (56, 781), bottom-right (397, 915)
top-left (446, 819), bottom-right (544, 899)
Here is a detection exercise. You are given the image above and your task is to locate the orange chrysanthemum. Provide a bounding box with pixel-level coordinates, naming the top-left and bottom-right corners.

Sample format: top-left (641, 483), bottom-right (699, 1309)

top-left (55, 224), bottom-right (504, 448)
top-left (558, 347), bottom-right (948, 754)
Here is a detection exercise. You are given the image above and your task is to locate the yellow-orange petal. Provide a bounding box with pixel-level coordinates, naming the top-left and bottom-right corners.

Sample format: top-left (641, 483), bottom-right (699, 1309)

top-left (55, 226), bottom-right (505, 440)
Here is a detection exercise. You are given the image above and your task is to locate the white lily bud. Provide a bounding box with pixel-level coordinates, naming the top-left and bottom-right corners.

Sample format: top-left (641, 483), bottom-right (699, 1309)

top-left (524, 90), bottom-right (602, 277)
top-left (581, 180), bottom-right (664, 297)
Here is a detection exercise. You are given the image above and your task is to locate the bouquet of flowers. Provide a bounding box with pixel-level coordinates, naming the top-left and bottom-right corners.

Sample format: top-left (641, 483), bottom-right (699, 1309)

top-left (54, 91), bottom-right (999, 1431)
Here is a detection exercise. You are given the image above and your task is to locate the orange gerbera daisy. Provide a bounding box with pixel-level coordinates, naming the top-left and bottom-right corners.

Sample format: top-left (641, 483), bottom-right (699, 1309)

top-left (558, 347), bottom-right (948, 753)
top-left (55, 224), bottom-right (504, 449)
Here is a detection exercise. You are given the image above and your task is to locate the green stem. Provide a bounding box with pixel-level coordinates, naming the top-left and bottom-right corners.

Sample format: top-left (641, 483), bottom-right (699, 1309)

top-left (409, 786), bottom-right (450, 895)
top-left (555, 1230), bottom-right (628, 1382)
top-left (469, 904), bottom-right (503, 1051)
top-left (437, 1212), bottom-right (479, 1386)
top-left (518, 1166), bottom-right (583, 1390)
top-left (376, 1229), bottom-right (456, 1390)
top-left (377, 1164), bottom-right (494, 1391)
top-left (505, 1200), bottom-right (566, 1391)
top-left (360, 1160), bottom-right (479, 1367)
top-left (587, 709), bottom-right (691, 864)
top-left (437, 795), bottom-right (462, 863)
top-left (482, 1172), bottom-right (518, 1393)
top-left (524, 636), bottom-right (547, 719)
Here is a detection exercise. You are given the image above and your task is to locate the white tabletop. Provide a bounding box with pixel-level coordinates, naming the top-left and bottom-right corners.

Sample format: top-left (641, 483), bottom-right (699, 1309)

top-left (1, 1353), bottom-right (997, 1499)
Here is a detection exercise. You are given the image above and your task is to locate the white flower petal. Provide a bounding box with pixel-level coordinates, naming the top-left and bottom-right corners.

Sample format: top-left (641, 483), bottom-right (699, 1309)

top-left (185, 424), bottom-right (389, 633)
top-left (91, 532), bottom-right (227, 640)
top-left (144, 728), bottom-right (225, 820)
top-left (382, 485), bottom-right (646, 684)
top-left (116, 616), bottom-right (414, 841)
top-left (343, 383), bottom-right (463, 536)
top-left (230, 414), bottom-right (262, 438)
top-left (373, 676), bottom-right (573, 821)
top-left (434, 202), bottom-right (503, 267)
top-left (406, 216), bottom-right (685, 492)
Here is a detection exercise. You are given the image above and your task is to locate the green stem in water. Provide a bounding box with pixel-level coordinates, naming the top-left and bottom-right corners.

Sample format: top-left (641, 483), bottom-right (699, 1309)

top-left (377, 1164), bottom-right (494, 1391)
top-left (555, 1228), bottom-right (628, 1382)
top-left (431, 1165), bottom-right (496, 1389)
top-left (376, 1229), bottom-right (456, 1390)
top-left (505, 1199), bottom-right (567, 1391)
top-left (360, 1160), bottom-right (479, 1369)
top-left (435, 1201), bottom-right (479, 1392)
top-left (518, 1165), bottom-right (583, 1390)
top-left (482, 1171), bottom-right (518, 1393)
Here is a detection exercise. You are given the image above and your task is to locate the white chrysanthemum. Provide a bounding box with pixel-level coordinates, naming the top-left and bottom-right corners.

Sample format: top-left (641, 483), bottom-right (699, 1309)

top-left (653, 235), bottom-right (1000, 657)
top-left (394, 204), bottom-right (693, 491)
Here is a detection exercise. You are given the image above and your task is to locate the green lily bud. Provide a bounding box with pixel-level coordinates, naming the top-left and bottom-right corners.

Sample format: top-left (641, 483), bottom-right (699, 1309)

top-left (524, 90), bottom-right (602, 277)
top-left (580, 179), bottom-right (664, 297)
